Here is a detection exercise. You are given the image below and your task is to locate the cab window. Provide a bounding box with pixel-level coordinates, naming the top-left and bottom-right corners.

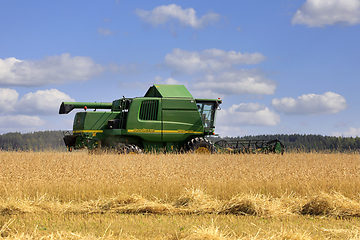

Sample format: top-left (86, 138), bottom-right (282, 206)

top-left (196, 102), bottom-right (215, 128)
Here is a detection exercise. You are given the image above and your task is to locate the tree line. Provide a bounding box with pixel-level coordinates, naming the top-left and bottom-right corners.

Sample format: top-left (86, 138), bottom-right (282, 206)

top-left (1, 131), bottom-right (360, 152)
top-left (0, 131), bottom-right (66, 151)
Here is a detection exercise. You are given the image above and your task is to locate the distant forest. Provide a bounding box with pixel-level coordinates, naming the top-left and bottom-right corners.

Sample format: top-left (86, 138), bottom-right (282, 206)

top-left (0, 131), bottom-right (66, 151)
top-left (0, 130), bottom-right (360, 152)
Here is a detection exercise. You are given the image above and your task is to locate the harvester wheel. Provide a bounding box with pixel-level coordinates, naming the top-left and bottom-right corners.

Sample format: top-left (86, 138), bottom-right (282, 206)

top-left (185, 137), bottom-right (216, 154)
top-left (124, 144), bottom-right (143, 154)
top-left (116, 143), bottom-right (143, 154)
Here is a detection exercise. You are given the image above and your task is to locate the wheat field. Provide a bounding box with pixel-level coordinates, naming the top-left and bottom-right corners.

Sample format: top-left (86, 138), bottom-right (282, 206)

top-left (0, 151), bottom-right (360, 239)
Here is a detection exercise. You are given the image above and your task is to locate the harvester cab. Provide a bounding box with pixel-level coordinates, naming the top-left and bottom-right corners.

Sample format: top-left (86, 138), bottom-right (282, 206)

top-left (196, 100), bottom-right (219, 134)
top-left (59, 84), bottom-right (222, 153)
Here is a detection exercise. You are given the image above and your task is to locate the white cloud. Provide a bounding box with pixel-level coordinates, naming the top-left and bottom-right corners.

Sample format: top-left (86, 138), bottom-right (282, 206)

top-left (162, 48), bottom-right (271, 97)
top-left (165, 48), bottom-right (266, 74)
top-left (190, 89), bottom-right (224, 99)
top-left (153, 76), bottom-right (182, 85)
top-left (0, 88), bottom-right (18, 112)
top-left (97, 28), bottom-right (115, 36)
top-left (216, 126), bottom-right (248, 138)
top-left (272, 92), bottom-right (347, 115)
top-left (0, 54), bottom-right (104, 86)
top-left (62, 119), bottom-right (74, 130)
top-left (0, 115), bottom-right (46, 129)
top-left (332, 127), bottom-right (360, 137)
top-left (192, 69), bottom-right (276, 96)
top-left (0, 88), bottom-right (73, 132)
top-left (16, 89), bottom-right (74, 115)
top-left (217, 103), bottom-right (281, 127)
top-left (292, 0), bottom-right (360, 27)
top-left (0, 88), bottom-right (74, 115)
top-left (135, 4), bottom-right (220, 28)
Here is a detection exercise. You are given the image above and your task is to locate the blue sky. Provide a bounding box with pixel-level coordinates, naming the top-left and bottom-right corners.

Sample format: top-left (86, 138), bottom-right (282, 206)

top-left (0, 0), bottom-right (359, 137)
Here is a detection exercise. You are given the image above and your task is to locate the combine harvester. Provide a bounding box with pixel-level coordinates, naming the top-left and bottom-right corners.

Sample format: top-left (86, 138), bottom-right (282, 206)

top-left (59, 84), bottom-right (284, 154)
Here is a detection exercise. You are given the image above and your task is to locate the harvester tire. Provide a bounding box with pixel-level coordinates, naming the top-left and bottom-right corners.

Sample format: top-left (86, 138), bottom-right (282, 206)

top-left (185, 137), bottom-right (216, 154)
top-left (116, 143), bottom-right (142, 154)
top-left (124, 144), bottom-right (143, 154)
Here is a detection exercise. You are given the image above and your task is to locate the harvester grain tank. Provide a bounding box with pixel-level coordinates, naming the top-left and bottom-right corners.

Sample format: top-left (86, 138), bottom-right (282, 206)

top-left (60, 84), bottom-right (221, 153)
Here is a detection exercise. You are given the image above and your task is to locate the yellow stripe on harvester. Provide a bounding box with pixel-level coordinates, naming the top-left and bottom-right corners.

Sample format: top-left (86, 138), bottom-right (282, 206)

top-left (127, 129), bottom-right (202, 134)
top-left (73, 130), bottom-right (103, 133)
top-left (73, 129), bottom-right (202, 134)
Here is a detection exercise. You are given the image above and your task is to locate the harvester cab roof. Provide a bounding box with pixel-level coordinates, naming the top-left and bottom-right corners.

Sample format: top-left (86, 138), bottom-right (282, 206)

top-left (144, 84), bottom-right (194, 98)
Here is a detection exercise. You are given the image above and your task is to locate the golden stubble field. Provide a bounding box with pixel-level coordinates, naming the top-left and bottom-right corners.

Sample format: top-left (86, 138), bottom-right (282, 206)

top-left (0, 151), bottom-right (360, 239)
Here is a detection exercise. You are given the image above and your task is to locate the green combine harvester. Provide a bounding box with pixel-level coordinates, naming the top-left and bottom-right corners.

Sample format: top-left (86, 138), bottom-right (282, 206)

top-left (59, 84), bottom-right (284, 154)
